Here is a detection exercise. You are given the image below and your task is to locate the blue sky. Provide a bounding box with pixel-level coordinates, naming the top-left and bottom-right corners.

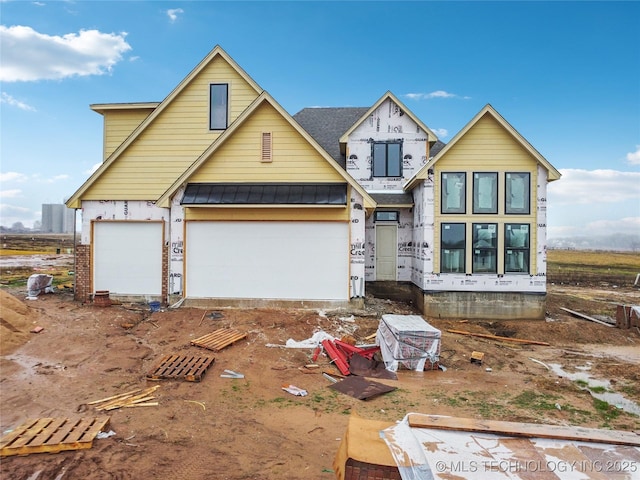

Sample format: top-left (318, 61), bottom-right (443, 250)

top-left (1, 0), bottom-right (639, 239)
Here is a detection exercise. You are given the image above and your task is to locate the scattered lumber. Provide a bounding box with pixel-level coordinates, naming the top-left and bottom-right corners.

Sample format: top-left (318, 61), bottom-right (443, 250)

top-left (447, 329), bottom-right (550, 346)
top-left (407, 413), bottom-right (640, 446)
top-left (89, 386), bottom-right (160, 411)
top-left (559, 307), bottom-right (614, 327)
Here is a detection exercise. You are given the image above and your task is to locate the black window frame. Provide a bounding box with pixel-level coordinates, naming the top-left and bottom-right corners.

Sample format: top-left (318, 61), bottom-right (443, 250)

top-left (441, 172), bottom-right (466, 214)
top-left (472, 172), bottom-right (498, 214)
top-left (209, 83), bottom-right (229, 130)
top-left (371, 141), bottom-right (402, 178)
top-left (504, 223), bottom-right (530, 274)
top-left (472, 223), bottom-right (498, 274)
top-left (505, 172), bottom-right (530, 215)
top-left (440, 223), bottom-right (466, 273)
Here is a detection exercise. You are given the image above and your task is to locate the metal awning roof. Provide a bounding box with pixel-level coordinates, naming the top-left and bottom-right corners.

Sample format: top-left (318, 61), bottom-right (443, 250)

top-left (181, 183), bottom-right (347, 205)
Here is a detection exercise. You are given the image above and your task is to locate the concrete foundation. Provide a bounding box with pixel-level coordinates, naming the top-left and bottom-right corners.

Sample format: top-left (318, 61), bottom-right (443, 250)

top-left (417, 290), bottom-right (546, 320)
top-left (366, 282), bottom-right (546, 320)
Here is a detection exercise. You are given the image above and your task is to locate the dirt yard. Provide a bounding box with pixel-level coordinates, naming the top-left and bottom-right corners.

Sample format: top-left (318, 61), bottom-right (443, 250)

top-left (1, 254), bottom-right (639, 479)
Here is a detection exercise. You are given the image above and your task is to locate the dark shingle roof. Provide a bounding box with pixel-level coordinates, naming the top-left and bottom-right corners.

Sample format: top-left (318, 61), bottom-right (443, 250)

top-left (430, 140), bottom-right (446, 158)
top-left (293, 107), bottom-right (370, 168)
top-left (370, 193), bottom-right (414, 206)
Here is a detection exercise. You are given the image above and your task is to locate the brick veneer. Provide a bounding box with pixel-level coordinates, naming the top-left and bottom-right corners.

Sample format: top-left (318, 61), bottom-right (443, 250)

top-left (74, 243), bottom-right (91, 303)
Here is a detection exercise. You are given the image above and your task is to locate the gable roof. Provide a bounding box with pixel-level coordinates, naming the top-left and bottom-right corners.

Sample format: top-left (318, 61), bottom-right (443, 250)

top-left (293, 107), bottom-right (370, 167)
top-left (339, 91), bottom-right (439, 144)
top-left (156, 91), bottom-right (377, 210)
top-left (405, 104), bottom-right (561, 190)
top-left (66, 45), bottom-right (262, 209)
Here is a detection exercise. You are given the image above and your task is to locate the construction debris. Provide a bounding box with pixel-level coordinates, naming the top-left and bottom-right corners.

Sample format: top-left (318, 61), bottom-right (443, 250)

top-left (89, 385), bottom-right (161, 411)
top-left (0, 416), bottom-right (110, 457)
top-left (470, 351), bottom-right (484, 365)
top-left (191, 328), bottom-right (247, 352)
top-left (146, 354), bottom-right (215, 382)
top-left (447, 329), bottom-right (550, 346)
top-left (560, 307), bottom-right (614, 327)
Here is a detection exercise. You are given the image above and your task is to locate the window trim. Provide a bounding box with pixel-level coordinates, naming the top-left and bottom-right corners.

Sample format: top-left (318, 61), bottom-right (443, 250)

top-left (441, 172), bottom-right (466, 214)
top-left (504, 223), bottom-right (530, 274)
top-left (505, 172), bottom-right (530, 215)
top-left (473, 172), bottom-right (498, 214)
top-left (209, 83), bottom-right (229, 131)
top-left (472, 223), bottom-right (498, 274)
top-left (371, 141), bottom-right (402, 178)
top-left (440, 222), bottom-right (466, 273)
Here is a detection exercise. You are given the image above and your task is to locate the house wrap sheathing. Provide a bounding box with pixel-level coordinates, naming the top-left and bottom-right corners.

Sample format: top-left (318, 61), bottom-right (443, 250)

top-left (68, 45), bottom-right (560, 319)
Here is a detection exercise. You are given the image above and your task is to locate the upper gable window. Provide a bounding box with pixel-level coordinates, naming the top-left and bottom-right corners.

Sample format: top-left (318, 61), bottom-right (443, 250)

top-left (372, 141), bottom-right (402, 177)
top-left (441, 172), bottom-right (466, 214)
top-left (210, 84), bottom-right (228, 130)
top-left (505, 172), bottom-right (530, 214)
top-left (473, 172), bottom-right (498, 214)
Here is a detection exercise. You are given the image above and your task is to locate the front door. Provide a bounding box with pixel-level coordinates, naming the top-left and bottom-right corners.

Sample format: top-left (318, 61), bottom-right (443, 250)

top-left (375, 224), bottom-right (397, 280)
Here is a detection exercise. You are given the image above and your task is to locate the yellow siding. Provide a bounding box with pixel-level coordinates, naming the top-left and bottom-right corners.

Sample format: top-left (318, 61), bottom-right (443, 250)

top-left (83, 55), bottom-right (260, 200)
top-left (433, 113), bottom-right (539, 273)
top-left (189, 102), bottom-right (345, 183)
top-left (186, 207), bottom-right (348, 222)
top-left (103, 109), bottom-right (155, 159)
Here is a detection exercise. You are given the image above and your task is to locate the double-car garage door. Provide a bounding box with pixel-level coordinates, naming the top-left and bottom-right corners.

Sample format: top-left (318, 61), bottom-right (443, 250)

top-left (185, 221), bottom-right (349, 301)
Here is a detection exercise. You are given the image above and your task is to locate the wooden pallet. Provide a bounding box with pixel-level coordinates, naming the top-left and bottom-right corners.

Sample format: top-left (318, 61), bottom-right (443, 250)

top-left (146, 354), bottom-right (215, 382)
top-left (0, 416), bottom-right (110, 457)
top-left (191, 328), bottom-right (247, 352)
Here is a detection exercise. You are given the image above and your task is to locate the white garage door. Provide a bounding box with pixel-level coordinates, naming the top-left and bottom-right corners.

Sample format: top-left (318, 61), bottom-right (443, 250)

top-left (186, 221), bottom-right (349, 300)
top-left (93, 222), bottom-right (163, 295)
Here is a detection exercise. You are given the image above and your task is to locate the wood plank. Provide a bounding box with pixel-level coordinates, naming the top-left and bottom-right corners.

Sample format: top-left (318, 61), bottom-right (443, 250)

top-left (407, 414), bottom-right (640, 446)
top-left (447, 329), bottom-right (550, 346)
top-left (559, 307), bottom-right (614, 327)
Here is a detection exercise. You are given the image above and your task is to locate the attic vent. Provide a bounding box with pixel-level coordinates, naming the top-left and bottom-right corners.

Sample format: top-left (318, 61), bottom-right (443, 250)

top-left (261, 132), bottom-right (272, 162)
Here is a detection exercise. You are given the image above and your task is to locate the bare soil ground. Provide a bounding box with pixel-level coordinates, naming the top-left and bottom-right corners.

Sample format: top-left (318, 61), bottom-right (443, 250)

top-left (1, 252), bottom-right (639, 480)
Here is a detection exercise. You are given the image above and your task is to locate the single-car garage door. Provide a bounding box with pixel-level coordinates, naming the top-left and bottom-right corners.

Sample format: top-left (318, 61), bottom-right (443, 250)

top-left (186, 221), bottom-right (349, 300)
top-left (93, 222), bottom-right (163, 296)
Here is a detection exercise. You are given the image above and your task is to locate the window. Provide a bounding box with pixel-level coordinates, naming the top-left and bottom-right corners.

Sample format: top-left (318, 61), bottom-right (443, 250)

top-left (473, 172), bottom-right (498, 214)
top-left (372, 141), bottom-right (402, 177)
top-left (505, 223), bottom-right (530, 273)
top-left (441, 173), bottom-right (466, 214)
top-left (210, 84), bottom-right (228, 130)
top-left (505, 172), bottom-right (530, 214)
top-left (374, 211), bottom-right (399, 222)
top-left (472, 223), bottom-right (497, 273)
top-left (441, 223), bottom-right (465, 273)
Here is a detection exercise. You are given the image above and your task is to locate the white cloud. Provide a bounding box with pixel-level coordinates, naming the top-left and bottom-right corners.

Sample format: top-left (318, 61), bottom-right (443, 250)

top-left (167, 8), bottom-right (184, 23)
top-left (584, 216), bottom-right (640, 234)
top-left (0, 189), bottom-right (23, 199)
top-left (626, 145), bottom-right (640, 166)
top-left (0, 92), bottom-right (36, 111)
top-left (40, 174), bottom-right (70, 184)
top-left (0, 172), bottom-right (29, 183)
top-left (85, 163), bottom-right (101, 175)
top-left (404, 90), bottom-right (470, 101)
top-left (548, 169), bottom-right (640, 205)
top-left (0, 25), bottom-right (132, 82)
top-left (433, 128), bottom-right (448, 138)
